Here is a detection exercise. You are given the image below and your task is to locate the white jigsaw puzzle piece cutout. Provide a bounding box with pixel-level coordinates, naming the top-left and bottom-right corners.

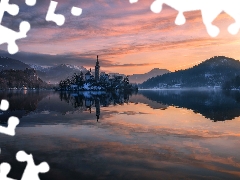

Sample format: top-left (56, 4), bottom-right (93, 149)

top-left (71, 7), bottom-right (82, 16)
top-left (46, 0), bottom-right (65, 26)
top-left (0, 100), bottom-right (19, 136)
top-left (16, 151), bottom-right (50, 180)
top-left (0, 163), bottom-right (16, 180)
top-left (0, 151), bottom-right (50, 180)
top-left (0, 116), bottom-right (20, 136)
top-left (0, 0), bottom-right (19, 23)
top-left (25, 0), bottom-right (37, 6)
top-left (0, 100), bottom-right (16, 180)
top-left (129, 0), bottom-right (138, 4)
top-left (0, 100), bottom-right (9, 111)
top-left (131, 0), bottom-right (240, 37)
top-left (0, 22), bottom-right (30, 54)
top-left (0, 0), bottom-right (31, 54)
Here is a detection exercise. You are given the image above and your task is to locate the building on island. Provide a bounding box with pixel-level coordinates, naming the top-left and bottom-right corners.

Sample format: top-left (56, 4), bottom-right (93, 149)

top-left (85, 68), bottom-right (92, 81)
top-left (100, 72), bottom-right (110, 83)
top-left (95, 55), bottom-right (100, 81)
top-left (58, 55), bottom-right (137, 91)
top-left (85, 55), bottom-right (100, 81)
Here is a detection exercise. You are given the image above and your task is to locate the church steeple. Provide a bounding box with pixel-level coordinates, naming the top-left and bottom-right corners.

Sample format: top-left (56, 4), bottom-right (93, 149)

top-left (95, 55), bottom-right (100, 81)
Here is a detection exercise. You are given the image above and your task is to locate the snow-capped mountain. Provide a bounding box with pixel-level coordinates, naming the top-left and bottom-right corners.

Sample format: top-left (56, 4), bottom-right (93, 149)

top-left (64, 64), bottom-right (86, 71)
top-left (34, 64), bottom-right (87, 84)
top-left (0, 56), bottom-right (88, 84)
top-left (29, 64), bottom-right (50, 72)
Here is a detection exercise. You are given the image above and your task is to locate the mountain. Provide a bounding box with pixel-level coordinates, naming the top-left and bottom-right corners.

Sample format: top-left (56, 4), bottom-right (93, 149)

top-left (0, 69), bottom-right (48, 89)
top-left (29, 64), bottom-right (49, 72)
top-left (0, 56), bottom-right (88, 84)
top-left (140, 56), bottom-right (240, 89)
top-left (36, 64), bottom-right (87, 84)
top-left (108, 72), bottom-right (126, 77)
top-left (129, 68), bottom-right (170, 84)
top-left (0, 56), bottom-right (31, 70)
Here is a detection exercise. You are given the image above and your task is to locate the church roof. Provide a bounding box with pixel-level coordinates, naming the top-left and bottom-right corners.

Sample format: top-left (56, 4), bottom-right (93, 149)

top-left (85, 71), bottom-right (91, 75)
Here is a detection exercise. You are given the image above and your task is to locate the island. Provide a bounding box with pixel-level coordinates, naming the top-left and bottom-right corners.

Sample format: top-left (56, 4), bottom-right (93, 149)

top-left (57, 55), bottom-right (138, 92)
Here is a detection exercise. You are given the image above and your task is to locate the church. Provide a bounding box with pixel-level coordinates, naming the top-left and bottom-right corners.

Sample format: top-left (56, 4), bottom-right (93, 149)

top-left (59, 55), bottom-right (136, 91)
top-left (85, 55), bottom-right (100, 81)
top-left (95, 55), bottom-right (100, 81)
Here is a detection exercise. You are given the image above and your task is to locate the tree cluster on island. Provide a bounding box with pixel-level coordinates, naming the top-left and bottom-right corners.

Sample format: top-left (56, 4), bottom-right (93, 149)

top-left (58, 72), bottom-right (138, 92)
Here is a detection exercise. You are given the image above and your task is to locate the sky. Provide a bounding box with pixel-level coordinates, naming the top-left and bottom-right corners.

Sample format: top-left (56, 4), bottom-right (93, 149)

top-left (1, 0), bottom-right (240, 75)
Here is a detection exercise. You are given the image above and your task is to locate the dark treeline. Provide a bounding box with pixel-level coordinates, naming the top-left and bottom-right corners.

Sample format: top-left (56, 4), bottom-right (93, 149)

top-left (222, 75), bottom-right (240, 90)
top-left (0, 68), bottom-right (49, 90)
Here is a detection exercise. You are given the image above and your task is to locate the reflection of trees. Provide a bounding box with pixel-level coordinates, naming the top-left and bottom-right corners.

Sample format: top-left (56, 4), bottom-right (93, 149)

top-left (140, 90), bottom-right (240, 121)
top-left (59, 91), bottom-right (132, 121)
top-left (0, 91), bottom-right (48, 123)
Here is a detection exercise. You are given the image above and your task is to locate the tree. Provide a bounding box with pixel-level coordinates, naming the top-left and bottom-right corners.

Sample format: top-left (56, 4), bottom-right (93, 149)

top-left (76, 72), bottom-right (84, 87)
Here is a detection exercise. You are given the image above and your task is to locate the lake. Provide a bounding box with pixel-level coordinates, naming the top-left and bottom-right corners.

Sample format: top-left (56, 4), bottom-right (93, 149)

top-left (0, 90), bottom-right (240, 180)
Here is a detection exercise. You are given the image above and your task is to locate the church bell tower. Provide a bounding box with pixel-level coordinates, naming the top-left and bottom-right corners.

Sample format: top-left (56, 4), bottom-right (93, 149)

top-left (95, 55), bottom-right (100, 81)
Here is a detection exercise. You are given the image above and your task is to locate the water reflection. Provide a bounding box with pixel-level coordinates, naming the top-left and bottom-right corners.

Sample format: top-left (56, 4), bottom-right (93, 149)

top-left (0, 91), bottom-right (48, 123)
top-left (59, 91), bottom-right (133, 121)
top-left (61, 90), bottom-right (240, 121)
top-left (1, 90), bottom-right (240, 179)
top-left (2, 90), bottom-right (240, 122)
top-left (139, 90), bottom-right (240, 121)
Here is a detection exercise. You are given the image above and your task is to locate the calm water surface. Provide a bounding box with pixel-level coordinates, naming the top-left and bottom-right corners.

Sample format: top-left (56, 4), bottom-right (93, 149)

top-left (0, 90), bottom-right (240, 180)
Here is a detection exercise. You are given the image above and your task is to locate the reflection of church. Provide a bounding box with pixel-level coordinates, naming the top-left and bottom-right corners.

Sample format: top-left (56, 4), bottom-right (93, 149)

top-left (85, 55), bottom-right (100, 81)
top-left (84, 98), bottom-right (100, 122)
top-left (61, 88), bottom-right (131, 122)
top-left (95, 98), bottom-right (100, 121)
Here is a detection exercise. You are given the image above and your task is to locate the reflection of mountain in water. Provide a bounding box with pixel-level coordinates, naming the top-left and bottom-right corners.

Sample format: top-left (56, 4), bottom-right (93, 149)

top-left (0, 91), bottom-right (135, 125)
top-left (0, 91), bottom-right (48, 123)
top-left (2, 90), bottom-right (240, 123)
top-left (129, 94), bottom-right (168, 110)
top-left (59, 91), bottom-right (133, 121)
top-left (139, 90), bottom-right (240, 121)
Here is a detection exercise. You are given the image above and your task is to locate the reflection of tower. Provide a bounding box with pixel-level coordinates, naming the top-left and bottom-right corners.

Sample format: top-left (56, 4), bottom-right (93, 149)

top-left (95, 55), bottom-right (100, 81)
top-left (95, 98), bottom-right (100, 122)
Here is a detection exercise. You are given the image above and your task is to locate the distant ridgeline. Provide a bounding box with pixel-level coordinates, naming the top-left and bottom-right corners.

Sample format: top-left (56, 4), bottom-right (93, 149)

top-left (0, 68), bottom-right (48, 90)
top-left (140, 56), bottom-right (240, 89)
top-left (58, 56), bottom-right (138, 92)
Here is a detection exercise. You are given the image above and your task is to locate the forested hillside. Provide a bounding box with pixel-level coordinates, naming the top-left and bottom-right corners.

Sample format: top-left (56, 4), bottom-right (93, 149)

top-left (141, 56), bottom-right (240, 88)
top-left (0, 69), bottom-right (48, 89)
